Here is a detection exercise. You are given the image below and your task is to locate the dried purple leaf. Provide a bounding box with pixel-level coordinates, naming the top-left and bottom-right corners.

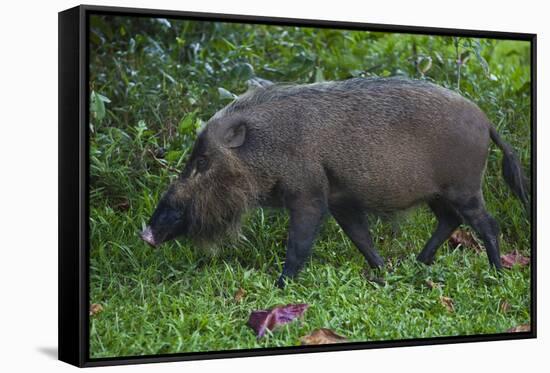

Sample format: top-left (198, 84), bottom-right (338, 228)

top-left (247, 303), bottom-right (309, 337)
top-left (501, 250), bottom-right (530, 269)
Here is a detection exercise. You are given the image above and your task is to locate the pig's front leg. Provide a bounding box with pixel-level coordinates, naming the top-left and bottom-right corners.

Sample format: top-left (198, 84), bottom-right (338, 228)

top-left (277, 198), bottom-right (326, 288)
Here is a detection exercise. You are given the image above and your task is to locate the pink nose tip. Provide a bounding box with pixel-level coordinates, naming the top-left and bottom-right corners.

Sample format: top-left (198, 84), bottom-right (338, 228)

top-left (140, 226), bottom-right (157, 247)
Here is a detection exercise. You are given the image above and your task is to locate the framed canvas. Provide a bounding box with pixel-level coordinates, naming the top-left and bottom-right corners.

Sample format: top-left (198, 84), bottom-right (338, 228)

top-left (58, 4), bottom-right (536, 367)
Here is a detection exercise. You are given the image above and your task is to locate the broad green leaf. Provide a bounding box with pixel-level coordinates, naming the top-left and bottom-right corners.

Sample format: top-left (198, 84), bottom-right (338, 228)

top-left (96, 92), bottom-right (111, 103)
top-left (90, 91), bottom-right (108, 121)
top-left (231, 62), bottom-right (255, 81)
top-left (195, 119), bottom-right (206, 135)
top-left (314, 67), bottom-right (325, 82)
top-left (178, 112), bottom-right (196, 135)
top-left (166, 150), bottom-right (183, 163)
top-left (156, 18), bottom-right (172, 28)
top-left (176, 37), bottom-right (185, 46)
top-left (218, 87), bottom-right (238, 100)
top-left (135, 120), bottom-right (147, 138)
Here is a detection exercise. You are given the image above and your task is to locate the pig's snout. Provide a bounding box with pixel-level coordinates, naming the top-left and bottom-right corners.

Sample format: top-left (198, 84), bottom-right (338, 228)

top-left (140, 226), bottom-right (157, 247)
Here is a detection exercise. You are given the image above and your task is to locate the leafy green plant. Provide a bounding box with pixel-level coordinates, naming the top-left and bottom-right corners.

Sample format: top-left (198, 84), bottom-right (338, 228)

top-left (88, 15), bottom-right (531, 358)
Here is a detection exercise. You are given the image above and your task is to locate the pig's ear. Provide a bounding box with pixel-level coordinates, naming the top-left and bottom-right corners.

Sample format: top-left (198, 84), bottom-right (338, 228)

top-left (219, 119), bottom-right (247, 148)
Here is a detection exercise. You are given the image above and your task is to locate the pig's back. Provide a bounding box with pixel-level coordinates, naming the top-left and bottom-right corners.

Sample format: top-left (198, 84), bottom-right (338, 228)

top-left (309, 79), bottom-right (491, 212)
top-left (226, 78), bottom-right (491, 213)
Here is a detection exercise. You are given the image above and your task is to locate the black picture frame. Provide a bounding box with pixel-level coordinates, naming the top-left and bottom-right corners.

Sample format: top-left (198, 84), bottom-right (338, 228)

top-left (59, 4), bottom-right (537, 367)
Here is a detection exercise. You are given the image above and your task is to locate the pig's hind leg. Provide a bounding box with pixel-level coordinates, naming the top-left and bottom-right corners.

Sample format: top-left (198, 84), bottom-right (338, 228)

top-left (449, 192), bottom-right (503, 269)
top-left (417, 198), bottom-right (463, 265)
top-left (330, 206), bottom-right (384, 268)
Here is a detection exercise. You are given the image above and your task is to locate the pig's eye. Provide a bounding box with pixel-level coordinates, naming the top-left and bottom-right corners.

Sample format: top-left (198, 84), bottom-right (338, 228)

top-left (196, 156), bottom-right (209, 172)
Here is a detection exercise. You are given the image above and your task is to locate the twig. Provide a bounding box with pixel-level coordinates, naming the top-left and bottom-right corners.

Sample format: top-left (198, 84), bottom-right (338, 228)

top-left (147, 148), bottom-right (180, 174)
top-left (412, 40), bottom-right (418, 76)
top-left (454, 37), bottom-right (461, 91)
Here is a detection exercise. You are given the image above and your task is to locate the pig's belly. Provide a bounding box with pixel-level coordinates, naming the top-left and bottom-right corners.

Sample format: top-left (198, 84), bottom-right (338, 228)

top-left (327, 165), bottom-right (438, 213)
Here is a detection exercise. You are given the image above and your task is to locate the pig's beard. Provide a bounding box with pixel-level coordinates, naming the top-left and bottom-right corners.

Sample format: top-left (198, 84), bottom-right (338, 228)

top-left (185, 154), bottom-right (258, 246)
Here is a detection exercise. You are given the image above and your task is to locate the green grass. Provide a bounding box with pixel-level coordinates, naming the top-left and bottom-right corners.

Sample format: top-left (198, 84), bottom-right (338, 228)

top-left (89, 16), bottom-right (532, 358)
top-left (90, 206), bottom-right (530, 357)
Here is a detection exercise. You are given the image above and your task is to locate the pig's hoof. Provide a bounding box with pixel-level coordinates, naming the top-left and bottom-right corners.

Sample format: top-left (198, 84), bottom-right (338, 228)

top-left (416, 254), bottom-right (435, 265)
top-left (490, 260), bottom-right (503, 271)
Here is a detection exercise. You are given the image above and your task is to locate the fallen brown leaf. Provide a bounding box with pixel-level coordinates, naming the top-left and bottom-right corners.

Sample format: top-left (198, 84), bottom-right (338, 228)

top-left (114, 199), bottom-right (130, 211)
top-left (449, 229), bottom-right (482, 253)
top-left (501, 250), bottom-right (530, 269)
top-left (506, 324), bottom-right (530, 333)
top-left (440, 296), bottom-right (454, 313)
top-left (89, 303), bottom-right (103, 316)
top-left (499, 300), bottom-right (511, 314)
top-left (247, 303), bottom-right (309, 338)
top-left (425, 279), bottom-right (442, 290)
top-left (234, 288), bottom-right (246, 303)
top-left (300, 328), bottom-right (348, 345)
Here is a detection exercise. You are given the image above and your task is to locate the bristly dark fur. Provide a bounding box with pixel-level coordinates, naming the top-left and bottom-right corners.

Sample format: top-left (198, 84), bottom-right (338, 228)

top-left (175, 150), bottom-right (259, 246)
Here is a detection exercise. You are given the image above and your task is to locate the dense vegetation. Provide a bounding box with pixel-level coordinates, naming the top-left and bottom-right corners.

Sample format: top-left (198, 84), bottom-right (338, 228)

top-left (89, 15), bottom-right (531, 358)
